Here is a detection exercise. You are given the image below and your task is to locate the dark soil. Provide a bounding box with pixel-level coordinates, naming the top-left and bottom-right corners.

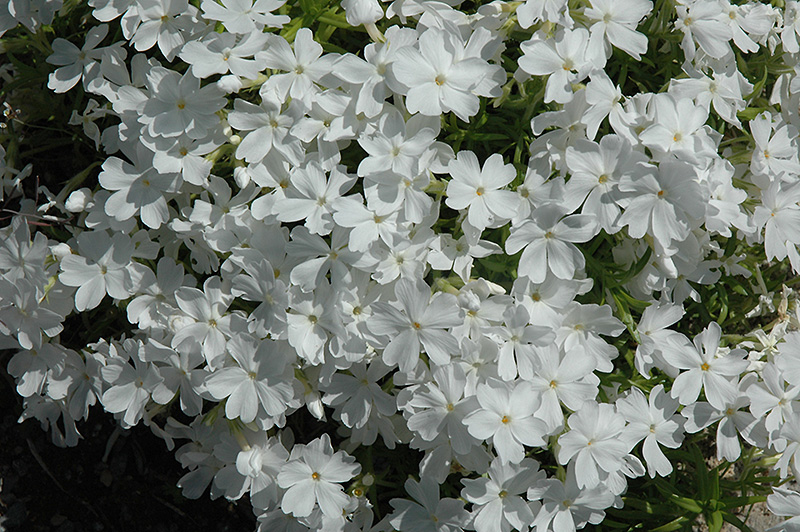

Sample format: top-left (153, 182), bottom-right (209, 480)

top-left (0, 358), bottom-right (256, 532)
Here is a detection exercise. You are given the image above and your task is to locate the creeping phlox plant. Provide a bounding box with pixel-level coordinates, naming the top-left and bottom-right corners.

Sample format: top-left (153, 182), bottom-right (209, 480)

top-left (5, 0), bottom-right (800, 530)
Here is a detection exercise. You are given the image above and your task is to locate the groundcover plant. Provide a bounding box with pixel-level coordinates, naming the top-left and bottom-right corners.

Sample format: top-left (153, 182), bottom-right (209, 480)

top-left (3, 0), bottom-right (800, 530)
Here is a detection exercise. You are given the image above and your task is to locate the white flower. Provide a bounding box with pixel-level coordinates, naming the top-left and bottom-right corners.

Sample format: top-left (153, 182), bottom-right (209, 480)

top-left (670, 67), bottom-right (749, 128)
top-left (388, 476), bottom-right (470, 532)
top-left (321, 359), bottom-right (396, 429)
top-left (557, 401), bottom-right (631, 489)
top-left (563, 134), bottom-right (645, 233)
top-left (674, 1), bottom-right (732, 61)
top-left (273, 161), bottom-right (356, 236)
top-left (638, 93), bottom-right (714, 163)
top-left (277, 433), bottom-right (361, 518)
top-left (405, 363), bottom-right (479, 455)
top-left (746, 364), bottom-right (799, 444)
top-left (139, 67), bottom-right (226, 139)
top-left (616, 385), bottom-right (685, 477)
top-left (518, 27), bottom-right (598, 104)
top-left (528, 465), bottom-right (616, 531)
top-left (227, 91), bottom-right (304, 165)
top-left (179, 31), bottom-right (270, 80)
top-left (749, 111), bottom-right (800, 178)
top-left (461, 457), bottom-right (542, 532)
top-left (766, 486), bottom-right (800, 532)
top-left (446, 151), bottom-right (519, 232)
top-left (0, 278), bottom-right (63, 350)
top-left (200, 0), bottom-right (289, 34)
top-left (203, 333), bottom-right (295, 425)
top-left (367, 278), bottom-right (461, 373)
top-left (171, 276), bottom-right (236, 368)
top-left (584, 0), bottom-right (652, 60)
top-left (529, 344), bottom-right (598, 433)
top-left (98, 146), bottom-right (181, 229)
top-left (389, 27), bottom-right (495, 121)
top-left (127, 0), bottom-right (200, 61)
top-left (357, 107), bottom-right (438, 178)
top-left (463, 379), bottom-right (547, 464)
top-left (506, 204), bottom-right (597, 284)
top-left (58, 231), bottom-right (135, 312)
top-left (100, 339), bottom-right (163, 429)
top-left (617, 160), bottom-right (705, 250)
top-left (46, 24), bottom-right (115, 93)
top-left (663, 322), bottom-right (748, 410)
top-left (259, 28), bottom-right (337, 106)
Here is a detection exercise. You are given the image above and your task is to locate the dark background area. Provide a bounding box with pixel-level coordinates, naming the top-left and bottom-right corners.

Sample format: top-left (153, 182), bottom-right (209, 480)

top-left (0, 357), bottom-right (256, 532)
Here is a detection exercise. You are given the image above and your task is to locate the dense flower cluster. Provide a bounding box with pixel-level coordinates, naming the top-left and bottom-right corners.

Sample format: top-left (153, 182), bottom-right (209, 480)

top-left (3, 0), bottom-right (800, 531)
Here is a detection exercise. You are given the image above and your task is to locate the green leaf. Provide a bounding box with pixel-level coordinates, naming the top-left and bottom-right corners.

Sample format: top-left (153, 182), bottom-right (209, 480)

top-left (722, 511), bottom-right (754, 532)
top-left (737, 107), bottom-right (768, 121)
top-left (650, 516), bottom-right (691, 532)
top-left (720, 495), bottom-right (768, 509)
top-left (668, 495), bottom-right (704, 514)
top-left (708, 510), bottom-right (723, 532)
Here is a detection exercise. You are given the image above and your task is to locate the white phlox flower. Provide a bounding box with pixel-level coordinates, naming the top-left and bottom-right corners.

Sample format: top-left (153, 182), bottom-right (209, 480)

top-left (99, 338), bottom-right (164, 428)
top-left (405, 363), bottom-right (479, 455)
top-left (674, 0), bottom-right (732, 63)
top-left (367, 278), bottom-right (461, 373)
top-left (584, 0), bottom-right (652, 60)
top-left (528, 464), bottom-right (616, 532)
top-left (139, 66), bottom-right (226, 139)
top-left (461, 457), bottom-right (543, 532)
top-left (47, 24), bottom-right (120, 93)
top-left (682, 391), bottom-right (766, 463)
top-left (518, 27), bottom-right (599, 104)
top-left (766, 486), bottom-right (800, 532)
top-left (321, 359), bottom-right (396, 430)
top-left (463, 378), bottom-right (548, 464)
top-left (199, 0), bottom-right (289, 34)
top-left (617, 159), bottom-right (706, 250)
top-left (506, 204), bottom-right (598, 284)
top-left (273, 160), bottom-right (356, 236)
top-left (98, 144), bottom-right (181, 229)
top-left (557, 401), bottom-right (632, 489)
top-left (171, 276), bottom-right (237, 368)
top-left (616, 384), bottom-right (685, 477)
top-left (203, 333), bottom-right (295, 425)
top-left (663, 321), bottom-right (748, 410)
top-left (746, 363), bottom-right (799, 445)
top-left (126, 0), bottom-right (201, 61)
top-left (357, 107), bottom-right (439, 179)
top-left (389, 26), bottom-right (499, 122)
top-left (445, 150), bottom-right (519, 232)
top-left (388, 476), bottom-right (470, 532)
top-left (179, 31), bottom-right (270, 80)
top-left (58, 230), bottom-right (136, 312)
top-left (529, 344), bottom-right (599, 433)
top-left (277, 433), bottom-right (361, 518)
top-left (634, 300), bottom-right (689, 378)
top-left (259, 28), bottom-right (338, 107)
